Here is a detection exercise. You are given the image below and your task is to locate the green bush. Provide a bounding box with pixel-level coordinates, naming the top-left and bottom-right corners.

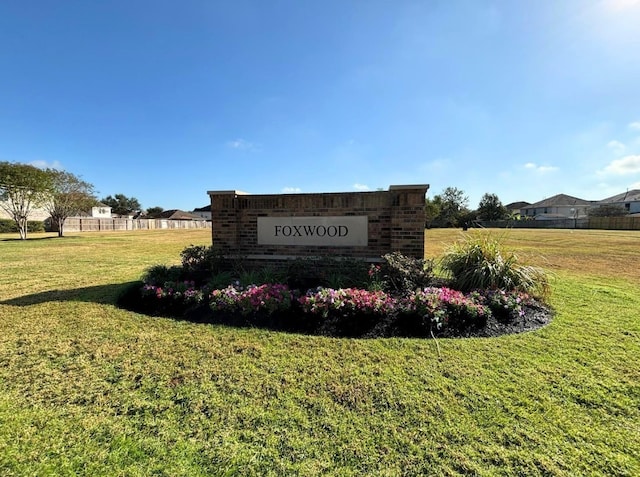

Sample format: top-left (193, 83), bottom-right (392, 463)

top-left (285, 256), bottom-right (369, 290)
top-left (0, 219), bottom-right (45, 234)
top-left (141, 264), bottom-right (185, 286)
top-left (379, 252), bottom-right (436, 295)
top-left (440, 233), bottom-right (549, 297)
top-left (179, 244), bottom-right (226, 278)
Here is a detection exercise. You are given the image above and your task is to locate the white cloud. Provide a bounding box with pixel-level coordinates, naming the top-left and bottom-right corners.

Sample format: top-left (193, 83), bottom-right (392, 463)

top-left (226, 139), bottom-right (258, 151)
top-left (353, 183), bottom-right (370, 191)
top-left (601, 155), bottom-right (640, 175)
top-left (29, 160), bottom-right (62, 170)
top-left (629, 121), bottom-right (640, 131)
top-left (282, 187), bottom-right (301, 193)
top-left (630, 181), bottom-right (640, 188)
top-left (607, 0), bottom-right (640, 11)
top-left (607, 140), bottom-right (626, 154)
top-left (523, 162), bottom-right (558, 173)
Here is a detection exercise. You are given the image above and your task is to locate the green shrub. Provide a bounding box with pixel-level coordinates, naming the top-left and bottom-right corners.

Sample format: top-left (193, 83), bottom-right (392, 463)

top-left (28, 221), bottom-right (45, 232)
top-left (441, 233), bottom-right (549, 297)
top-left (141, 264), bottom-right (185, 286)
top-left (236, 267), bottom-right (286, 287)
top-left (180, 245), bottom-right (210, 272)
top-left (285, 256), bottom-right (369, 290)
top-left (180, 244), bottom-right (226, 277)
top-left (0, 219), bottom-right (45, 234)
top-left (207, 271), bottom-right (234, 290)
top-left (380, 252), bottom-right (436, 295)
top-left (0, 219), bottom-right (15, 233)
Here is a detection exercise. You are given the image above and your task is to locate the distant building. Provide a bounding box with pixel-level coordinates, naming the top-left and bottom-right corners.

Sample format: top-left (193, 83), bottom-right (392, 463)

top-left (0, 203), bottom-right (50, 221)
top-left (77, 203), bottom-right (112, 218)
top-left (597, 190), bottom-right (640, 214)
top-left (192, 204), bottom-right (211, 220)
top-left (521, 194), bottom-right (595, 220)
top-left (158, 209), bottom-right (204, 220)
top-left (0, 192), bottom-right (53, 221)
top-left (505, 201), bottom-right (530, 217)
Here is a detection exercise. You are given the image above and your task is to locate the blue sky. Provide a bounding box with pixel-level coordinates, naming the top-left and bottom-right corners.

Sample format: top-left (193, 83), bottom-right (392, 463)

top-left (1, 0), bottom-right (640, 211)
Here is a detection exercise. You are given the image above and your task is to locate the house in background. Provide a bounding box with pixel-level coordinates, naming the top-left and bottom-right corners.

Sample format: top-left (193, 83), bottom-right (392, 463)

top-left (520, 194), bottom-right (595, 220)
top-left (192, 204), bottom-right (211, 220)
top-left (87, 204), bottom-right (112, 218)
top-left (597, 190), bottom-right (640, 214)
top-left (0, 202), bottom-right (50, 221)
top-left (158, 209), bottom-right (204, 221)
top-left (505, 201), bottom-right (530, 218)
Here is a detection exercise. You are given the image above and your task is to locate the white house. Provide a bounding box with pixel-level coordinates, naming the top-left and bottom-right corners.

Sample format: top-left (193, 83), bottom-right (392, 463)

top-left (88, 204), bottom-right (112, 218)
top-left (597, 190), bottom-right (640, 214)
top-left (0, 201), bottom-right (50, 221)
top-left (192, 204), bottom-right (211, 220)
top-left (520, 194), bottom-right (595, 220)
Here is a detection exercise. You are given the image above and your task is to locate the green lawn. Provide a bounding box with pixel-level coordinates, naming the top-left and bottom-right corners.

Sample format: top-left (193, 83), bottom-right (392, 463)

top-left (1, 229), bottom-right (638, 476)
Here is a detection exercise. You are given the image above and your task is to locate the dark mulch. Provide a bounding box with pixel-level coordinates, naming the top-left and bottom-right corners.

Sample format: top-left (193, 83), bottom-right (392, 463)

top-left (437, 303), bottom-right (553, 339)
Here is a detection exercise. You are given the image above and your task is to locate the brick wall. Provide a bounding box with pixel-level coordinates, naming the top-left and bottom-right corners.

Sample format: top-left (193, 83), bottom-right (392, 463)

top-left (208, 185), bottom-right (428, 266)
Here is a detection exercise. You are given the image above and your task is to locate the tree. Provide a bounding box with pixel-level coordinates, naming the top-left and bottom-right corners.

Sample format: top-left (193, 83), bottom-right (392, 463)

top-left (588, 204), bottom-right (628, 217)
top-left (0, 161), bottom-right (53, 239)
top-left (432, 187), bottom-right (470, 227)
top-left (144, 206), bottom-right (164, 218)
top-left (424, 197), bottom-right (441, 228)
top-left (44, 170), bottom-right (97, 237)
top-left (477, 193), bottom-right (509, 221)
top-left (102, 193), bottom-right (141, 217)
top-left (458, 209), bottom-right (478, 229)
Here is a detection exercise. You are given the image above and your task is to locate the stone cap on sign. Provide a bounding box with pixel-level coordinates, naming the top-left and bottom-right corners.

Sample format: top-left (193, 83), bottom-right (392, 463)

top-left (208, 185), bottom-right (429, 197)
top-left (389, 184), bottom-right (430, 191)
top-left (207, 190), bottom-right (250, 195)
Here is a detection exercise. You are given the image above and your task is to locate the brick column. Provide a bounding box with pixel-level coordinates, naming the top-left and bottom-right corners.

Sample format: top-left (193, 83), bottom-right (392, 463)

top-left (208, 190), bottom-right (248, 253)
top-left (390, 185), bottom-right (429, 259)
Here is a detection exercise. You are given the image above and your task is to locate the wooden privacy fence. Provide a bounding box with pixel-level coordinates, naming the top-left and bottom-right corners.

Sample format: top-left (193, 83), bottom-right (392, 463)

top-left (587, 216), bottom-right (640, 230)
top-left (477, 216), bottom-right (640, 230)
top-left (61, 218), bottom-right (211, 232)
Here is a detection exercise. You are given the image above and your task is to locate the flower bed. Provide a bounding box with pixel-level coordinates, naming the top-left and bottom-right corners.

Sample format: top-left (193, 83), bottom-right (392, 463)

top-left (119, 279), bottom-right (547, 338)
top-left (117, 244), bottom-right (552, 338)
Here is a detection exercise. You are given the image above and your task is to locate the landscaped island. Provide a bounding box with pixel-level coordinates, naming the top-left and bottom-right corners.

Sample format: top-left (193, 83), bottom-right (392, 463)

top-left (119, 233), bottom-right (552, 338)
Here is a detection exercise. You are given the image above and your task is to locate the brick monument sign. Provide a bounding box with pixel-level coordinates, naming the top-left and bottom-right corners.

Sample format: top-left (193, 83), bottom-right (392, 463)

top-left (207, 184), bottom-right (429, 268)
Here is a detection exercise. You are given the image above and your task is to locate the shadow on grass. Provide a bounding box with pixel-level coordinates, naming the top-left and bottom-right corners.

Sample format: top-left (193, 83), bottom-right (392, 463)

top-left (0, 236), bottom-right (59, 242)
top-left (0, 282), bottom-right (139, 306)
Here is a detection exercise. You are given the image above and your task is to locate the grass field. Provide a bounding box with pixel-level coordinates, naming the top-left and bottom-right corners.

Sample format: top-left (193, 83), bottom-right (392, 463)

top-left (0, 228), bottom-right (638, 476)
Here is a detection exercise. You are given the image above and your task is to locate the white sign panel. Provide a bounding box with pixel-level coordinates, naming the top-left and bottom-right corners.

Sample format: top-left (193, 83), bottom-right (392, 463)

top-left (257, 216), bottom-right (368, 246)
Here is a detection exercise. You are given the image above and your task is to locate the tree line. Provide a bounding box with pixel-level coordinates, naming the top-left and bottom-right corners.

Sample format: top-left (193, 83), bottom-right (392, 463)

top-left (0, 161), bottom-right (157, 239)
top-left (425, 187), bottom-right (512, 228)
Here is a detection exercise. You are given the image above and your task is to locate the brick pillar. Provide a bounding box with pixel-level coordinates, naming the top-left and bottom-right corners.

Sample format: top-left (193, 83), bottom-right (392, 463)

top-left (208, 190), bottom-right (249, 253)
top-left (390, 185), bottom-right (429, 259)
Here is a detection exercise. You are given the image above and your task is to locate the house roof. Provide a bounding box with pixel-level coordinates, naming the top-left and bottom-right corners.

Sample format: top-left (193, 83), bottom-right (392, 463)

top-left (598, 189), bottom-right (640, 204)
top-left (193, 205), bottom-right (211, 212)
top-left (158, 209), bottom-right (203, 220)
top-left (533, 213), bottom-right (570, 220)
top-left (524, 194), bottom-right (593, 208)
top-left (505, 201), bottom-right (530, 210)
